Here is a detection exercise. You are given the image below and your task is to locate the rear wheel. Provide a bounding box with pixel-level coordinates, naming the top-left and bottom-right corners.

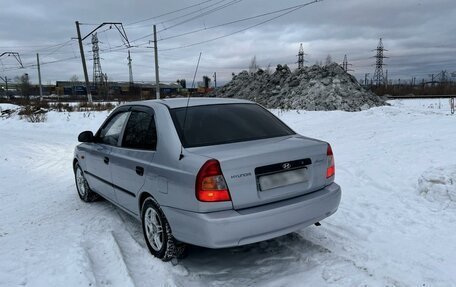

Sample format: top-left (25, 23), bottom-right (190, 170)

top-left (74, 162), bottom-right (99, 202)
top-left (141, 197), bottom-right (187, 261)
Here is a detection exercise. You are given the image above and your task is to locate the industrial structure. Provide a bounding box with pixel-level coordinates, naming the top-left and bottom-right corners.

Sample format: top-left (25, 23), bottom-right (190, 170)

top-left (373, 38), bottom-right (388, 86)
top-left (297, 43), bottom-right (306, 69)
top-left (91, 33), bottom-right (104, 87)
top-left (342, 54), bottom-right (353, 73)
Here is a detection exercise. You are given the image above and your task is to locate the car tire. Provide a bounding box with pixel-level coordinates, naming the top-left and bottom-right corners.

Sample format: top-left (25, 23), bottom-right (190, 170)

top-left (74, 162), bottom-right (99, 202)
top-left (141, 197), bottom-right (187, 261)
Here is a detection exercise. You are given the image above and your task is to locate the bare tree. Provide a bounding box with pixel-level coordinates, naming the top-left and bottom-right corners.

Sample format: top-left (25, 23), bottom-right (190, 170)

top-left (69, 75), bottom-right (79, 83)
top-left (202, 75), bottom-right (211, 88)
top-left (177, 79), bottom-right (186, 89)
top-left (15, 73), bottom-right (31, 99)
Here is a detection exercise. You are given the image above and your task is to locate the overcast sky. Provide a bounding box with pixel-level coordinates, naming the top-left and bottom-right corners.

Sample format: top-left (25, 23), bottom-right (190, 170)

top-left (0, 0), bottom-right (455, 85)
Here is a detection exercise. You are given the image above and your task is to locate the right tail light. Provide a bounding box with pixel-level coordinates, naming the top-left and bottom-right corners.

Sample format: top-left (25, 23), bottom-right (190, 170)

top-left (326, 144), bottom-right (335, 179)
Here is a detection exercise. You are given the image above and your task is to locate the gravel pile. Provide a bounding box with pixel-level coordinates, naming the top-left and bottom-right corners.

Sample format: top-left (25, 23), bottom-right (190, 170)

top-left (213, 63), bottom-right (387, 111)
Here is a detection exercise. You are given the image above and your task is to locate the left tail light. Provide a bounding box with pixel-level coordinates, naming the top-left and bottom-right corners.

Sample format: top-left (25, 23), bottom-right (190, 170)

top-left (196, 159), bottom-right (231, 202)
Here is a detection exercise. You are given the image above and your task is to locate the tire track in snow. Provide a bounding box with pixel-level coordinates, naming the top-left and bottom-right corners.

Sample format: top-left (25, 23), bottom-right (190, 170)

top-left (83, 231), bottom-right (136, 287)
top-left (82, 213), bottom-right (184, 287)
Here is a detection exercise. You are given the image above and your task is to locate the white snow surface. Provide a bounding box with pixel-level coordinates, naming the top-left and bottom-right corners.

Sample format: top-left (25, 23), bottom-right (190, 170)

top-left (1, 99), bottom-right (455, 286)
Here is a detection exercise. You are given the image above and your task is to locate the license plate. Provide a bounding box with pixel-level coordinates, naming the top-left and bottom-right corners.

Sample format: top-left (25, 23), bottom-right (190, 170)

top-left (258, 168), bottom-right (308, 191)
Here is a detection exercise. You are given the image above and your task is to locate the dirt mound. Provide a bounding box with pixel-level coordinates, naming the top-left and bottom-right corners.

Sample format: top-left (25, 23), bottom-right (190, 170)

top-left (213, 63), bottom-right (387, 111)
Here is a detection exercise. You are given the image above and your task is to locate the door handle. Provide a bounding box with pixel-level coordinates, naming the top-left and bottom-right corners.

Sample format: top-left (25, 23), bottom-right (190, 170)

top-left (104, 157), bottom-right (110, 164)
top-left (136, 166), bottom-right (144, 176)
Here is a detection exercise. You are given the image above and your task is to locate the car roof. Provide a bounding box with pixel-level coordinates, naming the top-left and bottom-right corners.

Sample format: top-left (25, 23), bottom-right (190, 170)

top-left (128, 97), bottom-right (254, 109)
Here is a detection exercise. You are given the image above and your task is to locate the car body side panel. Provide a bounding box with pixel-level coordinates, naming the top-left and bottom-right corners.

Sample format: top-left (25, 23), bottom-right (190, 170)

top-left (80, 143), bottom-right (117, 202)
top-left (110, 148), bottom-right (154, 215)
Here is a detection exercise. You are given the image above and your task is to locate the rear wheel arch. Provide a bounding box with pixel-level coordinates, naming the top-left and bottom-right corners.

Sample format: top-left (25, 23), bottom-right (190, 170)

top-left (139, 192), bottom-right (154, 214)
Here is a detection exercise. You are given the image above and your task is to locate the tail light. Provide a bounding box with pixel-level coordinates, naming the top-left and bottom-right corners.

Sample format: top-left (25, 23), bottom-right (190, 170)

top-left (196, 159), bottom-right (231, 202)
top-left (326, 144), bottom-right (335, 178)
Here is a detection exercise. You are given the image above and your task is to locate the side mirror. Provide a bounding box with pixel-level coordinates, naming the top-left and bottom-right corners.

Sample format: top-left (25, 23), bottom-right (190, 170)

top-left (78, 131), bottom-right (94, 143)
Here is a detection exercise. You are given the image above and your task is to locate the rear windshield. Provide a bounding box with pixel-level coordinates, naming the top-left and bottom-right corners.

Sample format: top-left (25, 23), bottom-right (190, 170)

top-left (170, 103), bottom-right (295, 148)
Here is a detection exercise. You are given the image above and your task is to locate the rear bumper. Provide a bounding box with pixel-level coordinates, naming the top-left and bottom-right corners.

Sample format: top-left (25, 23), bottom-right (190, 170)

top-left (162, 183), bottom-right (341, 248)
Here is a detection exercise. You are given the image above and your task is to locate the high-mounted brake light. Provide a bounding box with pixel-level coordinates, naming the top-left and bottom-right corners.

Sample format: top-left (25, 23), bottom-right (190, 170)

top-left (196, 159), bottom-right (231, 202)
top-left (326, 144), bottom-right (335, 178)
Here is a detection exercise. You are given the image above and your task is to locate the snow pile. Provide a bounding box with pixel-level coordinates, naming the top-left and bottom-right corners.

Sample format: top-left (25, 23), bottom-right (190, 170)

top-left (418, 166), bottom-right (456, 206)
top-left (213, 63), bottom-right (387, 111)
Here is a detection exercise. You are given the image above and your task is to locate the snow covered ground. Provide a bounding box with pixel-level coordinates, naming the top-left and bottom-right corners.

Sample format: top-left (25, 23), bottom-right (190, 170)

top-left (1, 98), bottom-right (455, 286)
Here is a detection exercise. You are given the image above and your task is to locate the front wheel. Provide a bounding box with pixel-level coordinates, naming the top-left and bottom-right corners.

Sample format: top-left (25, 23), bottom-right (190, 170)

top-left (74, 162), bottom-right (99, 202)
top-left (141, 197), bottom-right (187, 261)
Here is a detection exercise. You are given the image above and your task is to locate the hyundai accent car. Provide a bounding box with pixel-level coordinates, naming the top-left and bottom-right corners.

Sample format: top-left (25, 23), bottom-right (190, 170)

top-left (73, 98), bottom-right (341, 261)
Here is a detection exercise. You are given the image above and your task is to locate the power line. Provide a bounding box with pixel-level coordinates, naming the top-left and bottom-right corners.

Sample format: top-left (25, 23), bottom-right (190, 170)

top-left (99, 0), bottom-right (322, 54)
top-left (158, 1), bottom-right (314, 42)
top-left (126, 0), bottom-right (216, 26)
top-left (41, 40), bottom-right (76, 60)
top-left (0, 39), bottom-right (73, 51)
top-left (0, 56), bottom-right (81, 72)
top-left (160, 0), bottom-right (322, 51)
top-left (68, 0), bottom-right (244, 54)
top-left (128, 0), bottom-right (242, 44)
top-left (130, 0), bottom-right (234, 30)
top-left (157, 0), bottom-right (242, 33)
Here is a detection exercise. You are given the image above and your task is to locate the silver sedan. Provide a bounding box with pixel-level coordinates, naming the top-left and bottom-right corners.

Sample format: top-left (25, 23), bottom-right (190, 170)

top-left (73, 98), bottom-right (341, 261)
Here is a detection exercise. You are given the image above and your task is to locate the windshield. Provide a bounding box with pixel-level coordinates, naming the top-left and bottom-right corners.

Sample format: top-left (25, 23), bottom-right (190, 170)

top-left (170, 103), bottom-right (295, 148)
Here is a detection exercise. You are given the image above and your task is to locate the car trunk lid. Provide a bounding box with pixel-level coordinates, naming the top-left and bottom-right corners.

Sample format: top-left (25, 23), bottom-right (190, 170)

top-left (188, 135), bottom-right (329, 209)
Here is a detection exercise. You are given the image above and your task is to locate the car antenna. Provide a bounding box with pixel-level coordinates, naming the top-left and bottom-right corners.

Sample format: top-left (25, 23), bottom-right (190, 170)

top-left (179, 52), bottom-right (202, 161)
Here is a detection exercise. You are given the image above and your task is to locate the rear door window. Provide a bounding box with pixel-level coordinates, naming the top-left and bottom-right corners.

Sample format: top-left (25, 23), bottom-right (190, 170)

top-left (122, 111), bottom-right (157, 150)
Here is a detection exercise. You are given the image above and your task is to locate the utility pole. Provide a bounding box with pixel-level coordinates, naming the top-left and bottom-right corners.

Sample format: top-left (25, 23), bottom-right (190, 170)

top-left (75, 21), bottom-right (92, 103)
top-left (128, 50), bottom-right (133, 85)
top-left (364, 73), bottom-right (370, 86)
top-left (36, 53), bottom-right (43, 101)
top-left (153, 24), bottom-right (160, 99)
top-left (213, 72), bottom-right (217, 88)
top-left (429, 74), bottom-right (435, 87)
top-left (0, 76), bottom-right (8, 97)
